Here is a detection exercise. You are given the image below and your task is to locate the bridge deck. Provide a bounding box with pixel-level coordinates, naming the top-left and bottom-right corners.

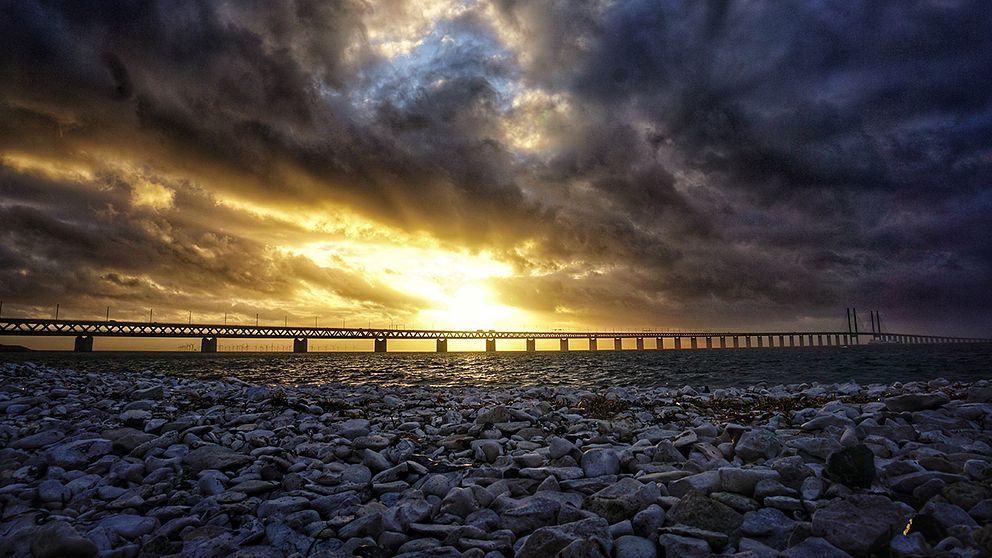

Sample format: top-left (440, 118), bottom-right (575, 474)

top-left (0, 318), bottom-right (989, 343)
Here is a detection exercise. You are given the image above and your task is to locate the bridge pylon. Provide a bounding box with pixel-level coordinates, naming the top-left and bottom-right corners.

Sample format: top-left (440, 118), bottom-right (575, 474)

top-left (201, 337), bottom-right (217, 353)
top-left (74, 335), bottom-right (93, 352)
top-left (293, 337), bottom-right (308, 353)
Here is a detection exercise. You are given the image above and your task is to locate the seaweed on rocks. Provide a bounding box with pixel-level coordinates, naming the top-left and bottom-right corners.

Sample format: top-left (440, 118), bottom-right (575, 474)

top-left (674, 392), bottom-right (877, 423)
top-left (576, 394), bottom-right (631, 419)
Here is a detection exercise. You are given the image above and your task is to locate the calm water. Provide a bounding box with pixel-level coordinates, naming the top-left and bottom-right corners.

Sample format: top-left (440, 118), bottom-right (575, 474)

top-left (3, 344), bottom-right (991, 389)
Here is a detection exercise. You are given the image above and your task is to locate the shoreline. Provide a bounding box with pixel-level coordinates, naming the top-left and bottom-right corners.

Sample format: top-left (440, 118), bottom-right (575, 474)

top-left (0, 362), bottom-right (990, 557)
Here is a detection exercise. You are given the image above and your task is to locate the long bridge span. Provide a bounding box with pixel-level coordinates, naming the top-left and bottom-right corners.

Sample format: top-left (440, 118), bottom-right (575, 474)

top-left (1, 317), bottom-right (989, 353)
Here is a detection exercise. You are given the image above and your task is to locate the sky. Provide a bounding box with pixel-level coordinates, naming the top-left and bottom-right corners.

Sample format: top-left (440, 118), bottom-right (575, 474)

top-left (1, 0), bottom-right (991, 350)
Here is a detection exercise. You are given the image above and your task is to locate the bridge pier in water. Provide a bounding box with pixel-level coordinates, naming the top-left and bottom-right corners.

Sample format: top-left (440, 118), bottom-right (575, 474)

top-left (589, 337), bottom-right (597, 351)
top-left (436, 338), bottom-right (447, 352)
top-left (200, 337), bottom-right (217, 353)
top-left (374, 338), bottom-right (387, 352)
top-left (675, 337), bottom-right (682, 349)
top-left (690, 337), bottom-right (698, 349)
top-left (705, 337), bottom-right (713, 349)
top-left (745, 336), bottom-right (752, 348)
top-left (74, 335), bottom-right (93, 352)
top-left (636, 338), bottom-right (644, 350)
top-left (560, 338), bottom-right (569, 352)
top-left (614, 337), bottom-right (622, 351)
top-left (757, 336), bottom-right (764, 348)
top-left (526, 339), bottom-right (535, 352)
top-left (656, 337), bottom-right (664, 349)
top-left (720, 336), bottom-right (727, 349)
top-left (293, 337), bottom-right (308, 353)
top-left (486, 339), bottom-right (496, 352)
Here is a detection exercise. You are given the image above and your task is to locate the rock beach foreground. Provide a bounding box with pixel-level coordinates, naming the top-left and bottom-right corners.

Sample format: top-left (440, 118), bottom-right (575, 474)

top-left (1, 361), bottom-right (991, 557)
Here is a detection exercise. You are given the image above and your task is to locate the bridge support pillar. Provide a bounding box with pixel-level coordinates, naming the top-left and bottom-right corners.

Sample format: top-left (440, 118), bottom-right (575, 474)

top-left (778, 335), bottom-right (785, 347)
top-left (526, 339), bottom-right (535, 352)
top-left (745, 336), bottom-right (752, 348)
top-left (690, 337), bottom-right (698, 350)
top-left (817, 334), bottom-right (823, 346)
top-left (675, 338), bottom-right (682, 350)
top-left (486, 339), bottom-right (496, 352)
top-left (733, 336), bottom-right (739, 349)
top-left (293, 337), bottom-right (308, 353)
top-left (560, 338), bottom-right (569, 352)
top-left (437, 338), bottom-right (448, 352)
top-left (757, 336), bottom-right (764, 348)
top-left (614, 337), bottom-right (622, 351)
top-left (200, 337), bottom-right (217, 353)
top-left (705, 337), bottom-right (712, 349)
top-left (839, 334), bottom-right (845, 345)
top-left (719, 336), bottom-right (726, 349)
top-left (656, 337), bottom-right (664, 349)
top-left (799, 335), bottom-right (805, 347)
top-left (636, 338), bottom-right (644, 350)
top-left (374, 338), bottom-right (387, 352)
top-left (74, 335), bottom-right (94, 352)
top-left (589, 337), bottom-right (597, 351)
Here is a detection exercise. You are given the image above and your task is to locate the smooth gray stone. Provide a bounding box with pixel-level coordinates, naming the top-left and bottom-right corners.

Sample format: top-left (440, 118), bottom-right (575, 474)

top-left (781, 536), bottom-right (853, 558)
top-left (667, 491), bottom-right (743, 536)
top-left (516, 517), bottom-right (611, 558)
top-left (30, 521), bottom-right (98, 558)
top-left (580, 448), bottom-right (620, 477)
top-left (613, 535), bottom-right (657, 558)
top-left (182, 444), bottom-right (253, 473)
top-left (735, 429), bottom-right (781, 462)
top-left (657, 534), bottom-right (710, 558)
top-left (811, 495), bottom-right (909, 557)
top-left (584, 477), bottom-right (659, 524)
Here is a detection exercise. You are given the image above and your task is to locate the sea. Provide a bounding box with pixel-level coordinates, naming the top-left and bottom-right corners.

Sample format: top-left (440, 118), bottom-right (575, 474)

top-left (3, 343), bottom-right (991, 389)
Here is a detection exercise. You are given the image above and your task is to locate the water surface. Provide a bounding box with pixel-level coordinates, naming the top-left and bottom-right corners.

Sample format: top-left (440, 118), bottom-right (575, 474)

top-left (4, 344), bottom-right (991, 389)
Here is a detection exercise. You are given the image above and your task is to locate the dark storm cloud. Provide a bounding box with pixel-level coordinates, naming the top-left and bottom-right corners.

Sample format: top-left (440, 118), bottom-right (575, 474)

top-left (1, 0), bottom-right (991, 334)
top-left (546, 0), bottom-right (992, 333)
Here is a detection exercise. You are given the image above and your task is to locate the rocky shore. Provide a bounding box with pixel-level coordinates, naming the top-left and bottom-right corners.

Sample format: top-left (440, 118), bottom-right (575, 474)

top-left (1, 361), bottom-right (991, 558)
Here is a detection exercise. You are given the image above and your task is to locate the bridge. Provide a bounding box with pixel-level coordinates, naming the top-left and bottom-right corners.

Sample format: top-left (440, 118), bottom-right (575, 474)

top-left (1, 316), bottom-right (989, 352)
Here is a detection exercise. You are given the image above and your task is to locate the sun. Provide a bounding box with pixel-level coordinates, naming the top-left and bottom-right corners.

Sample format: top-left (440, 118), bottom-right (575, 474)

top-left (419, 283), bottom-right (523, 330)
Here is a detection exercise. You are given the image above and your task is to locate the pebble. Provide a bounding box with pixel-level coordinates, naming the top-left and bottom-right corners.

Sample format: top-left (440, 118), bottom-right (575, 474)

top-left (30, 521), bottom-right (98, 558)
top-left (614, 534), bottom-right (658, 558)
top-left (0, 363), bottom-right (988, 558)
top-left (735, 429), bottom-right (781, 462)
